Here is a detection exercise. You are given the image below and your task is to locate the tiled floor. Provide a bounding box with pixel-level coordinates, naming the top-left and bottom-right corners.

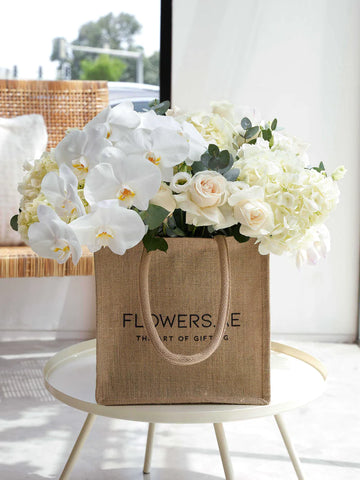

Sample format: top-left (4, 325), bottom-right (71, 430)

top-left (0, 339), bottom-right (359, 479)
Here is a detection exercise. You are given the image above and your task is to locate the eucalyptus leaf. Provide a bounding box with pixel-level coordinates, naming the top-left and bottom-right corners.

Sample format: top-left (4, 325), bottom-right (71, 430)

top-left (244, 126), bottom-right (260, 140)
top-left (10, 214), bottom-right (18, 231)
top-left (218, 150), bottom-right (230, 168)
top-left (271, 118), bottom-right (278, 130)
top-left (223, 168), bottom-right (240, 181)
top-left (191, 160), bottom-right (207, 174)
top-left (208, 144), bottom-right (219, 156)
top-left (208, 156), bottom-right (220, 171)
top-left (141, 204), bottom-right (169, 230)
top-left (150, 100), bottom-right (170, 116)
top-left (165, 225), bottom-right (186, 237)
top-left (241, 117), bottom-right (252, 130)
top-left (143, 232), bottom-right (168, 252)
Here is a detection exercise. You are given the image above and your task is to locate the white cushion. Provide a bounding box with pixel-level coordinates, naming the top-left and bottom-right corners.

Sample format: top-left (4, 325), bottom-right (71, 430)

top-left (0, 115), bottom-right (48, 245)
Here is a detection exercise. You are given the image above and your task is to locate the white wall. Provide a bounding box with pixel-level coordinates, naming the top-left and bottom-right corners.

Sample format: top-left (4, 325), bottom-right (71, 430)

top-left (172, 0), bottom-right (360, 341)
top-left (0, 276), bottom-right (96, 340)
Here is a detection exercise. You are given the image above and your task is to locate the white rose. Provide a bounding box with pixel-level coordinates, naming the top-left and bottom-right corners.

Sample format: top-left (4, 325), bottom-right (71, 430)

top-left (189, 171), bottom-right (227, 208)
top-left (150, 183), bottom-right (177, 214)
top-left (175, 171), bottom-right (230, 227)
top-left (228, 185), bottom-right (274, 236)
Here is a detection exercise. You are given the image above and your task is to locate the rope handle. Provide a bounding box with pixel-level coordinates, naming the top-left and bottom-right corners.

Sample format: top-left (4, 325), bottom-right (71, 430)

top-left (138, 235), bottom-right (231, 366)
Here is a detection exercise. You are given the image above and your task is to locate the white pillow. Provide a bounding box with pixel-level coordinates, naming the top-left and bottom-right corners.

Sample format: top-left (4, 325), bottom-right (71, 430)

top-left (0, 115), bottom-right (48, 245)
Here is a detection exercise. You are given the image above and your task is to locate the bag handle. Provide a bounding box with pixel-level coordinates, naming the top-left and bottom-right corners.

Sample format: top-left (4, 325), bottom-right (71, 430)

top-left (139, 235), bottom-right (230, 366)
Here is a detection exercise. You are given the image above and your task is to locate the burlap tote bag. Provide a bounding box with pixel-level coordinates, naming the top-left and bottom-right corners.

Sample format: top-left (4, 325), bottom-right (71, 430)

top-left (95, 235), bottom-right (270, 405)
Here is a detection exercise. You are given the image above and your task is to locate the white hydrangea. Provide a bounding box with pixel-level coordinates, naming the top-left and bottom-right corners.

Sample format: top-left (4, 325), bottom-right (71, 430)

top-left (168, 108), bottom-right (236, 153)
top-left (18, 152), bottom-right (59, 242)
top-left (234, 143), bottom-right (340, 256)
top-left (18, 151), bottom-right (58, 205)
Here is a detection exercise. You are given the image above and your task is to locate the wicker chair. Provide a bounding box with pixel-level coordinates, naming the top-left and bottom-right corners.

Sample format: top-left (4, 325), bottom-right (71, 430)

top-left (0, 80), bottom-right (108, 277)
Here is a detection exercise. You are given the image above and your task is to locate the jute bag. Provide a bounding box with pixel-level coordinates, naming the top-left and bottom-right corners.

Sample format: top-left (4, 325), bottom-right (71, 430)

top-left (95, 236), bottom-right (270, 405)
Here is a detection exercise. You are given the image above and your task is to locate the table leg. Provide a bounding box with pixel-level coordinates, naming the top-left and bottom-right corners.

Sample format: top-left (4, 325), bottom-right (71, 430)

top-left (59, 413), bottom-right (96, 480)
top-left (143, 422), bottom-right (156, 474)
top-left (213, 423), bottom-right (235, 480)
top-left (274, 414), bottom-right (305, 480)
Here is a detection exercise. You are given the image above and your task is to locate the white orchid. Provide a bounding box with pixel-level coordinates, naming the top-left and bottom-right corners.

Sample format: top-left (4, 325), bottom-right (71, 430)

top-left (71, 201), bottom-right (146, 255)
top-left (41, 164), bottom-right (85, 221)
top-left (28, 205), bottom-right (81, 264)
top-left (55, 128), bottom-right (111, 180)
top-left (85, 102), bottom-right (140, 142)
top-left (139, 109), bottom-right (183, 131)
top-left (140, 110), bottom-right (208, 165)
top-left (116, 127), bottom-right (189, 181)
top-left (84, 147), bottom-right (161, 210)
top-left (179, 121), bottom-right (208, 165)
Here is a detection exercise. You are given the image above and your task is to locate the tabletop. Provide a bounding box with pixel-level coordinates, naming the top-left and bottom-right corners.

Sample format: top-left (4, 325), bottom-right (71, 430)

top-left (44, 340), bottom-right (326, 424)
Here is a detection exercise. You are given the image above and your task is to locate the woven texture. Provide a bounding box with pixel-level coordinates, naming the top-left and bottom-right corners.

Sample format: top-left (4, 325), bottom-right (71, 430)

top-left (95, 237), bottom-right (270, 406)
top-left (0, 80), bottom-right (108, 149)
top-left (0, 246), bottom-right (94, 277)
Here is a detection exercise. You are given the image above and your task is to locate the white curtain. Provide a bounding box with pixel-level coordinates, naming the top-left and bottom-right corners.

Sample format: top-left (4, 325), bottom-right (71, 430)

top-left (172, 0), bottom-right (360, 340)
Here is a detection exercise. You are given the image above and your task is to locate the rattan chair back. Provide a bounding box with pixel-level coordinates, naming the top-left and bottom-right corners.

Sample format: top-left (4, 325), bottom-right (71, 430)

top-left (0, 80), bottom-right (108, 149)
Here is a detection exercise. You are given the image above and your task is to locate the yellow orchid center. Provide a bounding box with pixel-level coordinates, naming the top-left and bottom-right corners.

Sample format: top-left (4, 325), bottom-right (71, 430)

top-left (146, 152), bottom-right (161, 166)
top-left (72, 162), bottom-right (88, 175)
top-left (53, 245), bottom-right (70, 261)
top-left (118, 187), bottom-right (136, 202)
top-left (96, 231), bottom-right (114, 240)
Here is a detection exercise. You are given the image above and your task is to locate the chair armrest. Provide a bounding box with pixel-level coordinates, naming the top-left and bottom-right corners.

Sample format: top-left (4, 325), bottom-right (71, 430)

top-left (0, 246), bottom-right (94, 278)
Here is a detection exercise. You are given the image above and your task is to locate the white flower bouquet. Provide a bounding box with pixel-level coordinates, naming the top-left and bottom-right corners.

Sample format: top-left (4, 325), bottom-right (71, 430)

top-left (12, 100), bottom-right (345, 267)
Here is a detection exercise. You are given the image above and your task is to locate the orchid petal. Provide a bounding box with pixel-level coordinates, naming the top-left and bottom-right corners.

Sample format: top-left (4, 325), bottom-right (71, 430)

top-left (84, 163), bottom-right (122, 205)
top-left (28, 205), bottom-right (81, 264)
top-left (140, 110), bottom-right (180, 130)
top-left (150, 127), bottom-right (189, 166)
top-left (110, 101), bottom-right (140, 129)
top-left (71, 204), bottom-right (146, 255)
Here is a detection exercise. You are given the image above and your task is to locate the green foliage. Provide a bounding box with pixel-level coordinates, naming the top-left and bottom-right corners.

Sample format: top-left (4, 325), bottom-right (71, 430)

top-left (271, 118), bottom-right (278, 130)
top-left (80, 55), bottom-right (126, 81)
top-left (143, 231), bottom-right (168, 252)
top-left (241, 117), bottom-right (252, 130)
top-left (244, 126), bottom-right (260, 140)
top-left (192, 144), bottom-right (238, 179)
top-left (231, 225), bottom-right (250, 243)
top-left (141, 206), bottom-right (250, 253)
top-left (262, 128), bottom-right (272, 142)
top-left (150, 100), bottom-right (170, 115)
top-left (141, 204), bottom-right (170, 230)
top-left (10, 214), bottom-right (18, 231)
top-left (312, 161), bottom-right (326, 174)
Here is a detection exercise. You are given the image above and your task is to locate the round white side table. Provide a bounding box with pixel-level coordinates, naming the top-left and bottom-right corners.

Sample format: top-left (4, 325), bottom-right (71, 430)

top-left (44, 340), bottom-right (326, 480)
